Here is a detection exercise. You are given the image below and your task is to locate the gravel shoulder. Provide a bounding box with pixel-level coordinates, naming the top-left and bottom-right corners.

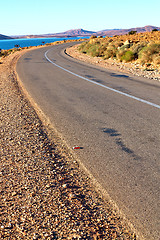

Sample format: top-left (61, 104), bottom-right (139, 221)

top-left (0, 46), bottom-right (140, 239)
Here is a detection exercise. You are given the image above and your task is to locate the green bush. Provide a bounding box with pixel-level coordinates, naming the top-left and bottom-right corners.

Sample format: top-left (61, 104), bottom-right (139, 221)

top-left (130, 42), bottom-right (148, 59)
top-left (78, 42), bottom-right (91, 54)
top-left (116, 50), bottom-right (126, 61)
top-left (90, 35), bottom-right (97, 39)
top-left (87, 44), bottom-right (100, 57)
top-left (117, 50), bottom-right (135, 62)
top-left (128, 30), bottom-right (137, 35)
top-left (152, 29), bottom-right (158, 32)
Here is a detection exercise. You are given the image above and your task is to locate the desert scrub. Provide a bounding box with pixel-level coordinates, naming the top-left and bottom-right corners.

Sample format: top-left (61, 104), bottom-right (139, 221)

top-left (116, 50), bottom-right (135, 62)
top-left (78, 42), bottom-right (95, 54)
top-left (78, 42), bottom-right (88, 53)
top-left (96, 44), bottom-right (107, 57)
top-left (87, 44), bottom-right (101, 57)
top-left (130, 42), bottom-right (148, 59)
top-left (153, 55), bottom-right (160, 65)
top-left (78, 33), bottom-right (160, 67)
top-left (103, 45), bottom-right (117, 59)
top-left (114, 41), bottom-right (124, 48)
top-left (79, 41), bottom-right (106, 57)
top-left (90, 35), bottom-right (97, 39)
top-left (128, 30), bottom-right (137, 35)
top-left (121, 51), bottom-right (135, 62)
top-left (119, 43), bottom-right (131, 51)
top-left (0, 48), bottom-right (22, 57)
top-left (139, 43), bottom-right (160, 64)
top-left (0, 50), bottom-right (9, 57)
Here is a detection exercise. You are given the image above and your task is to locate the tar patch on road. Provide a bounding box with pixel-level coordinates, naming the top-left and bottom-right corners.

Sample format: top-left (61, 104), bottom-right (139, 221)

top-left (102, 128), bottom-right (141, 161)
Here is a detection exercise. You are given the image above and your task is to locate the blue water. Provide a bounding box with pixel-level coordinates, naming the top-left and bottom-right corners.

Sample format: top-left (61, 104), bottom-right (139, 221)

top-left (0, 36), bottom-right (87, 50)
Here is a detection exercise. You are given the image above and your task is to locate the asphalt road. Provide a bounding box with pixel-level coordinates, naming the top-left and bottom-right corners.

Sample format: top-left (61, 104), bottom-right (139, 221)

top-left (17, 42), bottom-right (160, 239)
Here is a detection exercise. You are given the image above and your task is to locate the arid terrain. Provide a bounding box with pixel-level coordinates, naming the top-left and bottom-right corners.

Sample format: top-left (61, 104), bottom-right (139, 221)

top-left (66, 31), bottom-right (160, 81)
top-left (1, 30), bottom-right (160, 238)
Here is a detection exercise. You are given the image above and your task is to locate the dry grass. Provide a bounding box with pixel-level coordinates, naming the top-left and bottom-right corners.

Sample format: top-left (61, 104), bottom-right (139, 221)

top-left (78, 31), bottom-right (160, 69)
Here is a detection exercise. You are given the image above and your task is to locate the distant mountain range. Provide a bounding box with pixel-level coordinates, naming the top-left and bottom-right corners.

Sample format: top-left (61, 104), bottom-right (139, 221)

top-left (97, 25), bottom-right (160, 36)
top-left (0, 34), bottom-right (12, 40)
top-left (1, 25), bottom-right (160, 40)
top-left (46, 28), bottom-right (96, 37)
top-left (11, 29), bottom-right (97, 39)
top-left (13, 26), bottom-right (160, 39)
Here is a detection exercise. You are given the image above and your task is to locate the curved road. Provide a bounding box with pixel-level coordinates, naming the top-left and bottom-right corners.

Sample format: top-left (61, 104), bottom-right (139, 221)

top-left (17, 43), bottom-right (160, 239)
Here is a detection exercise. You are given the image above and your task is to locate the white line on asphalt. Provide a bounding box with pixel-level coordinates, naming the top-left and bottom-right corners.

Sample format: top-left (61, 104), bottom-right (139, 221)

top-left (45, 49), bottom-right (160, 109)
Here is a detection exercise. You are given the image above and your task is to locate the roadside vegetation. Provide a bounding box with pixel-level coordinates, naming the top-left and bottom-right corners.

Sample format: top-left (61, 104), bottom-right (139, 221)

top-left (78, 31), bottom-right (160, 69)
top-left (0, 47), bottom-right (21, 57)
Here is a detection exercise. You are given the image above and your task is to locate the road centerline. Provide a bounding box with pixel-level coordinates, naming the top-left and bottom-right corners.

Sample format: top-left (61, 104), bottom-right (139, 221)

top-left (45, 48), bottom-right (160, 110)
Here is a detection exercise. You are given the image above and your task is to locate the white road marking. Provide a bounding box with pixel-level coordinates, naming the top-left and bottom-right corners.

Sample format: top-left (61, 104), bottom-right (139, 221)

top-left (45, 49), bottom-right (160, 109)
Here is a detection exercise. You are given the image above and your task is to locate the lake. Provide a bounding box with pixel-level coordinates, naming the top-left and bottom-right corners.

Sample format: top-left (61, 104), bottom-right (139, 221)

top-left (0, 36), bottom-right (88, 50)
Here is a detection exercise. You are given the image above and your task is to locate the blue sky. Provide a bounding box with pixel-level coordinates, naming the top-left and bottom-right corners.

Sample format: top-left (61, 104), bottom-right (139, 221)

top-left (1, 0), bottom-right (160, 36)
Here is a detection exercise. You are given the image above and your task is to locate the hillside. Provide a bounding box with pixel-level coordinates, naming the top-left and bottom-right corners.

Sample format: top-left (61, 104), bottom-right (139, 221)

top-left (78, 30), bottom-right (160, 70)
top-left (49, 28), bottom-right (96, 37)
top-left (97, 25), bottom-right (160, 36)
top-left (0, 34), bottom-right (12, 40)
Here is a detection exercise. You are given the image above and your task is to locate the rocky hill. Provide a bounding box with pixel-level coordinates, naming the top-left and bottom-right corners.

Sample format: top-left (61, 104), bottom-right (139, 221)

top-left (52, 25), bottom-right (160, 37)
top-left (97, 25), bottom-right (160, 36)
top-left (0, 34), bottom-right (12, 40)
top-left (14, 29), bottom-right (96, 39)
top-left (49, 28), bottom-right (96, 37)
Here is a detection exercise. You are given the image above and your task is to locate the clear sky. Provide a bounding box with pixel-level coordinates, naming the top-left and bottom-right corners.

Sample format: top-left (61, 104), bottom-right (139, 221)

top-left (1, 0), bottom-right (160, 36)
